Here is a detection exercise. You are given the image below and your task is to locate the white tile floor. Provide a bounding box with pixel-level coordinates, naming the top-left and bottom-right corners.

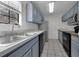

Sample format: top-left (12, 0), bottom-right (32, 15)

top-left (41, 39), bottom-right (68, 57)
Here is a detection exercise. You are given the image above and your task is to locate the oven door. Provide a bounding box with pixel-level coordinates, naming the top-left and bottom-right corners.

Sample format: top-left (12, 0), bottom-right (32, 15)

top-left (63, 32), bottom-right (71, 57)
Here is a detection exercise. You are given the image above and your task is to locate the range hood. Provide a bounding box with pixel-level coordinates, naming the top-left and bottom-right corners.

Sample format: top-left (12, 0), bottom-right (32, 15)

top-left (67, 14), bottom-right (79, 26)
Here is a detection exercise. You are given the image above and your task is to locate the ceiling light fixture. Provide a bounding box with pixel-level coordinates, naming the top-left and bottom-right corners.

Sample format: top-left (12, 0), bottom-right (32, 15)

top-left (49, 2), bottom-right (54, 13)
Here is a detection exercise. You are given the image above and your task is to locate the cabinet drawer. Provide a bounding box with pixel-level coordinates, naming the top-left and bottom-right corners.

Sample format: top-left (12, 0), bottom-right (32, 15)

top-left (8, 37), bottom-right (38, 57)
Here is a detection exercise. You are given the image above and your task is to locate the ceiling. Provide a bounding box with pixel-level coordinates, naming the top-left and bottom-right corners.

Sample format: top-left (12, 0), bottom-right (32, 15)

top-left (32, 1), bottom-right (77, 17)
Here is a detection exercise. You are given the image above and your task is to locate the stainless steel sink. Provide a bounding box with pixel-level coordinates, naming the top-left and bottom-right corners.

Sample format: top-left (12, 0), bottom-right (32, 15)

top-left (24, 32), bottom-right (37, 36)
top-left (0, 36), bottom-right (24, 44)
top-left (0, 35), bottom-right (29, 45)
top-left (0, 32), bottom-right (34, 46)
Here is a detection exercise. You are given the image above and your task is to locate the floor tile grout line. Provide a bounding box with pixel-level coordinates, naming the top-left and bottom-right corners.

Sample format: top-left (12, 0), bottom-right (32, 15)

top-left (41, 39), bottom-right (68, 57)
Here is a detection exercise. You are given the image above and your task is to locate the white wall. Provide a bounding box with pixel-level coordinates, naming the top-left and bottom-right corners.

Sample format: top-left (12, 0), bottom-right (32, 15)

top-left (0, 2), bottom-right (38, 32)
top-left (45, 14), bottom-right (75, 39)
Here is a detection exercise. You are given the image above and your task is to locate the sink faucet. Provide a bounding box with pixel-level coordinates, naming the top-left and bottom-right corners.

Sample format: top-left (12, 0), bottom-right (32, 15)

top-left (11, 21), bottom-right (20, 33)
top-left (11, 21), bottom-right (20, 40)
top-left (12, 23), bottom-right (15, 33)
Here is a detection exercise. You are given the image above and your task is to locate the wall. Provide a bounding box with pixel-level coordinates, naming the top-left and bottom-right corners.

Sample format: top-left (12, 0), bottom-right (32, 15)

top-left (0, 2), bottom-right (38, 32)
top-left (38, 20), bottom-right (49, 41)
top-left (45, 14), bottom-right (75, 40)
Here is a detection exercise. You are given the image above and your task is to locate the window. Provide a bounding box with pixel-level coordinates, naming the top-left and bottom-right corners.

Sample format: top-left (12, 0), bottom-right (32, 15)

top-left (0, 1), bottom-right (21, 25)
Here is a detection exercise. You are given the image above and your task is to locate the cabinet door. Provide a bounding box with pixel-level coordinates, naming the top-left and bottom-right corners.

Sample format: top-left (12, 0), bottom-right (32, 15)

top-left (71, 42), bottom-right (79, 57)
top-left (62, 15), bottom-right (65, 22)
top-left (27, 2), bottom-right (33, 22)
top-left (58, 31), bottom-right (61, 43)
top-left (8, 46), bottom-right (26, 56)
top-left (8, 43), bottom-right (30, 57)
top-left (58, 31), bottom-right (63, 44)
top-left (62, 14), bottom-right (68, 22)
top-left (27, 2), bottom-right (42, 24)
top-left (62, 3), bottom-right (74, 22)
top-left (36, 11), bottom-right (40, 23)
top-left (65, 13), bottom-right (69, 20)
top-left (71, 36), bottom-right (79, 44)
top-left (38, 13), bottom-right (42, 24)
top-left (33, 7), bottom-right (37, 22)
top-left (73, 2), bottom-right (78, 15)
top-left (71, 36), bottom-right (79, 57)
top-left (77, 2), bottom-right (79, 12)
top-left (8, 37), bottom-right (38, 57)
top-left (23, 49), bottom-right (32, 57)
top-left (67, 7), bottom-right (74, 19)
top-left (32, 41), bottom-right (39, 57)
top-left (33, 7), bottom-right (41, 24)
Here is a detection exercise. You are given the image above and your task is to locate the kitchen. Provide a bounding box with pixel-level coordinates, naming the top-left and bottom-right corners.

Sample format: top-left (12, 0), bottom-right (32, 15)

top-left (0, 1), bottom-right (78, 57)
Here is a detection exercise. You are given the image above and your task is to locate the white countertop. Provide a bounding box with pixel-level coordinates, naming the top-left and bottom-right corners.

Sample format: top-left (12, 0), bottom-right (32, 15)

top-left (0, 30), bottom-right (45, 56)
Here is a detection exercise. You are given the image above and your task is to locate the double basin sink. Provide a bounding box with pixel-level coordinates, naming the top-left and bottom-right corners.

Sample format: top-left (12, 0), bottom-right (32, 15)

top-left (0, 32), bottom-right (37, 46)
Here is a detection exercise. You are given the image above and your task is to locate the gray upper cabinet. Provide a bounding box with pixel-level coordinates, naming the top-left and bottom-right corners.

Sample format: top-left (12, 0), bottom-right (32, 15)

top-left (68, 7), bottom-right (74, 18)
top-left (26, 2), bottom-right (42, 24)
top-left (62, 2), bottom-right (77, 22)
top-left (73, 2), bottom-right (78, 15)
top-left (62, 14), bottom-right (66, 22)
top-left (62, 5), bottom-right (74, 22)
top-left (27, 2), bottom-right (33, 22)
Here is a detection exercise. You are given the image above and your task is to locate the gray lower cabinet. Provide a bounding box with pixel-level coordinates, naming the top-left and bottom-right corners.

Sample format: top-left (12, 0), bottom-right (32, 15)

top-left (23, 49), bottom-right (32, 57)
top-left (71, 36), bottom-right (79, 57)
top-left (4, 37), bottom-right (39, 57)
top-left (71, 42), bottom-right (79, 57)
top-left (58, 31), bottom-right (63, 44)
top-left (32, 41), bottom-right (39, 57)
